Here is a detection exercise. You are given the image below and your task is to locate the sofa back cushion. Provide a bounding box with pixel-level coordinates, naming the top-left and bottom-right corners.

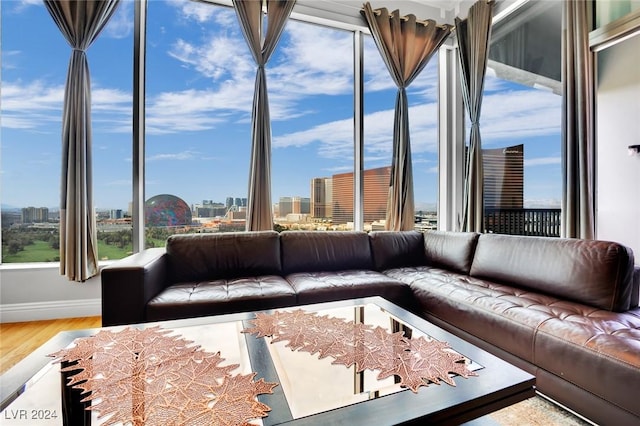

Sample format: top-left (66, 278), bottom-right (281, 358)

top-left (369, 231), bottom-right (426, 271)
top-left (166, 231), bottom-right (281, 283)
top-left (281, 231), bottom-right (373, 274)
top-left (470, 233), bottom-right (636, 312)
top-left (423, 231), bottom-right (480, 275)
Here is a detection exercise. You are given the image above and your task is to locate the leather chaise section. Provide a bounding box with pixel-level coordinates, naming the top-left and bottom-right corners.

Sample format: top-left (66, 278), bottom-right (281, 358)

top-left (385, 266), bottom-right (555, 363)
top-left (470, 233), bottom-right (635, 312)
top-left (386, 262), bottom-right (640, 421)
top-left (534, 307), bottom-right (640, 417)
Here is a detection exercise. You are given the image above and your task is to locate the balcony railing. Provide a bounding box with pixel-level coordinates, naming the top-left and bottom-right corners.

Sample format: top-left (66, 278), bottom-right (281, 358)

top-left (484, 208), bottom-right (561, 237)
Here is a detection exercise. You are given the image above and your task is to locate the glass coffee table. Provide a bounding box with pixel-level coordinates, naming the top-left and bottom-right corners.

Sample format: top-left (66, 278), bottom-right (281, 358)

top-left (1, 297), bottom-right (534, 425)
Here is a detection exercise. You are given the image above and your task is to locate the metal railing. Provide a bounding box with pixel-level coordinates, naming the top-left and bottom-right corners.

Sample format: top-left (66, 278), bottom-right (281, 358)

top-left (484, 208), bottom-right (561, 237)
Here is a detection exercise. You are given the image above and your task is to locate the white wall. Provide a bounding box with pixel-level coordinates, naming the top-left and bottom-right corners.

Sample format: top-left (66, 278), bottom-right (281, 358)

top-left (595, 33), bottom-right (640, 263)
top-left (0, 266), bottom-right (102, 322)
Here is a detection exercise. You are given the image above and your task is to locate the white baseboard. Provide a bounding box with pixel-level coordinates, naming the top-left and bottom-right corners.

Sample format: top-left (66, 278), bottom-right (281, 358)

top-left (0, 299), bottom-right (101, 323)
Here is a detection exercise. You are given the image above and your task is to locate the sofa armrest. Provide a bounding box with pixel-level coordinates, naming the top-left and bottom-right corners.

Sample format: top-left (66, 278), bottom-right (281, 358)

top-left (100, 248), bottom-right (168, 326)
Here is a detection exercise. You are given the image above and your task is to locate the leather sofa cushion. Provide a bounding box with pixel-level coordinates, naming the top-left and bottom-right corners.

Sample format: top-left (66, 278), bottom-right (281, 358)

top-left (470, 234), bottom-right (636, 312)
top-left (286, 270), bottom-right (410, 306)
top-left (534, 307), bottom-right (640, 419)
top-left (166, 231), bottom-right (281, 283)
top-left (386, 265), bottom-right (640, 420)
top-left (385, 266), bottom-right (552, 363)
top-left (280, 231), bottom-right (373, 274)
top-left (423, 231), bottom-right (480, 275)
top-left (369, 231), bottom-right (426, 271)
top-left (147, 275), bottom-right (296, 321)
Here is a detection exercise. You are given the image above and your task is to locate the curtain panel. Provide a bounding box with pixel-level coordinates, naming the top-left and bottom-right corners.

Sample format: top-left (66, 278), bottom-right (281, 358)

top-left (232, 0), bottom-right (296, 232)
top-left (44, 0), bottom-right (121, 282)
top-left (456, 0), bottom-right (494, 233)
top-left (361, 3), bottom-right (452, 231)
top-left (561, 0), bottom-right (595, 239)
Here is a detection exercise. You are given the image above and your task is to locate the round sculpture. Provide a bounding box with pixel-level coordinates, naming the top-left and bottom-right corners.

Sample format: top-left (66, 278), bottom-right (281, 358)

top-left (145, 194), bottom-right (192, 227)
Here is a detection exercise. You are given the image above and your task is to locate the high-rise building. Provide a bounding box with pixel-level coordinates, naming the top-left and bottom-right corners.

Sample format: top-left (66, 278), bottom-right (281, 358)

top-left (331, 166), bottom-right (391, 224)
top-left (279, 197), bottom-right (293, 217)
top-left (278, 196), bottom-right (310, 217)
top-left (331, 173), bottom-right (353, 225)
top-left (293, 197), bottom-right (310, 214)
top-left (311, 177), bottom-right (333, 219)
top-left (235, 197), bottom-right (242, 207)
top-left (110, 209), bottom-right (123, 219)
top-left (483, 144), bottom-right (524, 209)
top-left (225, 197), bottom-right (234, 209)
top-left (194, 201), bottom-right (226, 217)
top-left (21, 207), bottom-right (49, 223)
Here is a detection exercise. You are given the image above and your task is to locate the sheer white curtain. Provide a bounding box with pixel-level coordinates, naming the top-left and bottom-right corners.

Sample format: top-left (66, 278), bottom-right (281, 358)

top-left (361, 3), bottom-right (452, 231)
top-left (44, 0), bottom-right (121, 281)
top-left (232, 0), bottom-right (296, 231)
top-left (456, 0), bottom-right (494, 233)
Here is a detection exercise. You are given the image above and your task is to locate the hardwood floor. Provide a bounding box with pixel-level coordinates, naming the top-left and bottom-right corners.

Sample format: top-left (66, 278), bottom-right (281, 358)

top-left (0, 316), bottom-right (102, 375)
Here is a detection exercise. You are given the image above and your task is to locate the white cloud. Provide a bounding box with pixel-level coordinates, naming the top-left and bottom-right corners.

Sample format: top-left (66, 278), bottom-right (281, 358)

top-left (167, 0), bottom-right (220, 23)
top-left (480, 89), bottom-right (561, 144)
top-left (1, 81), bottom-right (64, 129)
top-left (1, 80), bottom-right (132, 133)
top-left (104, 1), bottom-right (134, 39)
top-left (273, 101), bottom-right (440, 163)
top-left (1, 51), bottom-right (21, 70)
top-left (147, 150), bottom-right (201, 162)
top-left (8, 0), bottom-right (41, 13)
top-left (168, 36), bottom-right (255, 81)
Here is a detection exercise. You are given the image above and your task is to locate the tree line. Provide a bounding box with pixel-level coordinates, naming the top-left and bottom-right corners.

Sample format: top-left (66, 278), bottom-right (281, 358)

top-left (2, 227), bottom-right (176, 257)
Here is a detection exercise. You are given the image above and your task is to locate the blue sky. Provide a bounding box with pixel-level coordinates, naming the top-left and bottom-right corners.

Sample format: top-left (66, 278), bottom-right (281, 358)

top-left (1, 0), bottom-right (562, 212)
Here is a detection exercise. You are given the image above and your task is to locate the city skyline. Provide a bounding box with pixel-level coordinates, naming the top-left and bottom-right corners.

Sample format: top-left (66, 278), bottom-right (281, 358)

top-left (2, 0), bottom-right (562, 213)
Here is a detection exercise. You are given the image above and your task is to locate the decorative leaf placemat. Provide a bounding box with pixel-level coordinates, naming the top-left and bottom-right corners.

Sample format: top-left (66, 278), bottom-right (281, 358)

top-left (49, 326), bottom-right (277, 426)
top-left (243, 309), bottom-right (477, 393)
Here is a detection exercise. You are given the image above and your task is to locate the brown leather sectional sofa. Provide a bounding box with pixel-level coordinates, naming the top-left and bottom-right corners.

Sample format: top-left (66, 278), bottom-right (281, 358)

top-left (101, 230), bottom-right (640, 425)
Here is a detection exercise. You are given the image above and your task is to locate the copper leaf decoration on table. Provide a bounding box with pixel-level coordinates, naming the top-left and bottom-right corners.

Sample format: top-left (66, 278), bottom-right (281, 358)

top-left (49, 326), bottom-right (278, 426)
top-left (243, 309), bottom-right (478, 393)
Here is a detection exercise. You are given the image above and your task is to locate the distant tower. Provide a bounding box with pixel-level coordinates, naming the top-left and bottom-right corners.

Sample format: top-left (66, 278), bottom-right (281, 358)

top-left (311, 177), bottom-right (333, 218)
top-left (279, 197), bottom-right (293, 217)
top-left (226, 197), bottom-right (234, 209)
top-left (331, 166), bottom-right (390, 224)
top-left (110, 209), bottom-right (123, 219)
top-left (483, 144), bottom-right (524, 209)
top-left (21, 207), bottom-right (49, 223)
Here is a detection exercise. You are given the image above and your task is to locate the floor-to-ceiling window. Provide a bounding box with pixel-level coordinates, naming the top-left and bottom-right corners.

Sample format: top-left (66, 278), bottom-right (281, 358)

top-left (143, 0), bottom-right (252, 242)
top-left (0, 0), bottom-right (133, 263)
top-left (479, 0), bottom-right (562, 236)
top-left (1, 0), bottom-right (454, 265)
top-left (363, 36), bottom-right (439, 232)
top-left (270, 20), bottom-right (354, 231)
